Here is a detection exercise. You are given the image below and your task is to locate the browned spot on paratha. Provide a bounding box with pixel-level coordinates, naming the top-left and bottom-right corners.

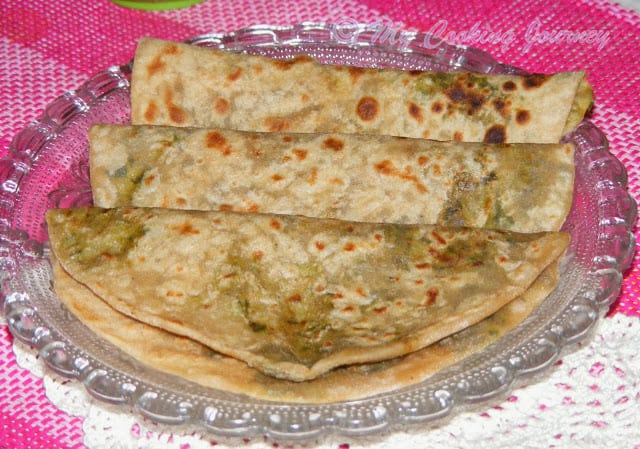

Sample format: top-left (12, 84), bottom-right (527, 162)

top-left (408, 102), bottom-right (424, 123)
top-left (322, 137), bottom-right (344, 152)
top-left (356, 97), bottom-right (379, 121)
top-left (227, 68), bottom-right (242, 82)
top-left (502, 80), bottom-right (517, 91)
top-left (492, 99), bottom-right (510, 118)
top-left (163, 91), bottom-right (187, 124)
top-left (265, 117), bottom-right (289, 132)
top-left (215, 98), bottom-right (229, 115)
top-left (445, 79), bottom-right (486, 115)
top-left (453, 131), bottom-right (463, 142)
top-left (483, 125), bottom-right (507, 143)
top-left (171, 221), bottom-right (200, 236)
top-left (425, 287), bottom-right (439, 306)
top-left (516, 109), bottom-right (531, 125)
top-left (348, 66), bottom-right (367, 81)
top-left (146, 56), bottom-right (166, 77)
top-left (206, 131), bottom-right (232, 156)
top-left (269, 219), bottom-right (282, 230)
top-left (522, 74), bottom-right (549, 89)
top-left (431, 101), bottom-right (444, 113)
top-left (143, 102), bottom-right (158, 122)
top-left (292, 149), bottom-right (307, 161)
top-left (373, 160), bottom-right (427, 193)
top-left (272, 55), bottom-right (313, 71)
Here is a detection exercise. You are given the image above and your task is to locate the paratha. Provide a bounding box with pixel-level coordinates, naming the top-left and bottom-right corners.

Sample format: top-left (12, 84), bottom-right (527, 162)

top-left (46, 207), bottom-right (569, 381)
top-left (52, 255), bottom-right (559, 403)
top-left (89, 125), bottom-right (574, 232)
top-left (130, 37), bottom-right (592, 143)
top-left (89, 124), bottom-right (575, 232)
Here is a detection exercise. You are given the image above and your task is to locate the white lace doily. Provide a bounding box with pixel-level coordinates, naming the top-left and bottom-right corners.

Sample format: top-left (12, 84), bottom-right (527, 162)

top-left (12, 314), bottom-right (640, 449)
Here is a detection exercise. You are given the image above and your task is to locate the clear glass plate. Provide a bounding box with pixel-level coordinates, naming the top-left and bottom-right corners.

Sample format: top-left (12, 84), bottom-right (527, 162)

top-left (0, 23), bottom-right (636, 440)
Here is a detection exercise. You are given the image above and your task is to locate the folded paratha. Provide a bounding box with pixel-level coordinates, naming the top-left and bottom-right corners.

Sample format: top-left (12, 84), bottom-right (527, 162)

top-left (89, 124), bottom-right (575, 232)
top-left (47, 207), bottom-right (569, 381)
top-left (52, 255), bottom-right (559, 403)
top-left (130, 37), bottom-right (592, 143)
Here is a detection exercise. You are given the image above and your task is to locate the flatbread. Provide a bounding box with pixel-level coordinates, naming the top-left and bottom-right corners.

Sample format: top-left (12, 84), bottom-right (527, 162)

top-left (46, 207), bottom-right (569, 381)
top-left (52, 255), bottom-right (559, 403)
top-left (130, 37), bottom-right (592, 143)
top-left (89, 124), bottom-right (575, 232)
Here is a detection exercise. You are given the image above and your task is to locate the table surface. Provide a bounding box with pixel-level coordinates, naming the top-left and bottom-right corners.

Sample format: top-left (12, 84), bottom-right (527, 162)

top-left (1, 1), bottom-right (639, 448)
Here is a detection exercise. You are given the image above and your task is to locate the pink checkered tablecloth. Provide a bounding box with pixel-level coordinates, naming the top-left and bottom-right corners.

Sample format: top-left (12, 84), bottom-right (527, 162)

top-left (1, 1), bottom-right (639, 448)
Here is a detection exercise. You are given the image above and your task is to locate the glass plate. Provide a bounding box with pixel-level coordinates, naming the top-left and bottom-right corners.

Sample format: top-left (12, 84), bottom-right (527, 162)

top-left (0, 23), bottom-right (636, 440)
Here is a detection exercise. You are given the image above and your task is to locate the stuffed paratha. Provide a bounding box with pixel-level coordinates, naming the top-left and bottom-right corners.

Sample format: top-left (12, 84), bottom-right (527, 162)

top-left (52, 255), bottom-right (559, 403)
top-left (89, 124), bottom-right (574, 232)
top-left (130, 37), bottom-right (592, 143)
top-left (47, 207), bottom-right (569, 381)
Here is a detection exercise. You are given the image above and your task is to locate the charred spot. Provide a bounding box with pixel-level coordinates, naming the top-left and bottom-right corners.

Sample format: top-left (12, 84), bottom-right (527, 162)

top-left (446, 86), bottom-right (467, 102)
top-left (492, 99), bottom-right (508, 116)
top-left (431, 101), bottom-right (444, 113)
top-left (408, 102), bottom-right (424, 122)
top-left (502, 80), bottom-right (517, 91)
top-left (271, 174), bottom-right (284, 182)
top-left (373, 306), bottom-right (387, 314)
top-left (374, 233), bottom-right (383, 241)
top-left (282, 135), bottom-right (293, 143)
top-left (218, 204), bottom-right (234, 211)
top-left (415, 262), bottom-right (431, 270)
top-left (272, 55), bottom-right (313, 71)
top-left (215, 98), bottom-right (229, 114)
top-left (315, 241), bottom-right (325, 251)
top-left (409, 70), bottom-right (424, 76)
top-left (252, 250), bottom-right (264, 261)
top-left (522, 73), bottom-right (549, 89)
top-left (176, 197), bottom-right (187, 206)
top-left (322, 137), bottom-right (344, 152)
top-left (417, 156), bottom-right (429, 166)
top-left (227, 68), bottom-right (242, 82)
top-left (466, 92), bottom-right (486, 115)
top-left (453, 131), bottom-right (463, 142)
top-left (516, 109), bottom-right (531, 125)
top-left (483, 125), bottom-right (507, 143)
top-left (287, 293), bottom-right (302, 303)
top-left (356, 97), bottom-right (379, 121)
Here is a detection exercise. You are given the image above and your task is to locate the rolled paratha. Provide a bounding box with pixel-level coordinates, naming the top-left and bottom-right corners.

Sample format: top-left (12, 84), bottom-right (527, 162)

top-left (130, 37), bottom-right (592, 143)
top-left (52, 255), bottom-right (559, 403)
top-left (46, 207), bottom-right (569, 381)
top-left (89, 124), bottom-right (575, 232)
